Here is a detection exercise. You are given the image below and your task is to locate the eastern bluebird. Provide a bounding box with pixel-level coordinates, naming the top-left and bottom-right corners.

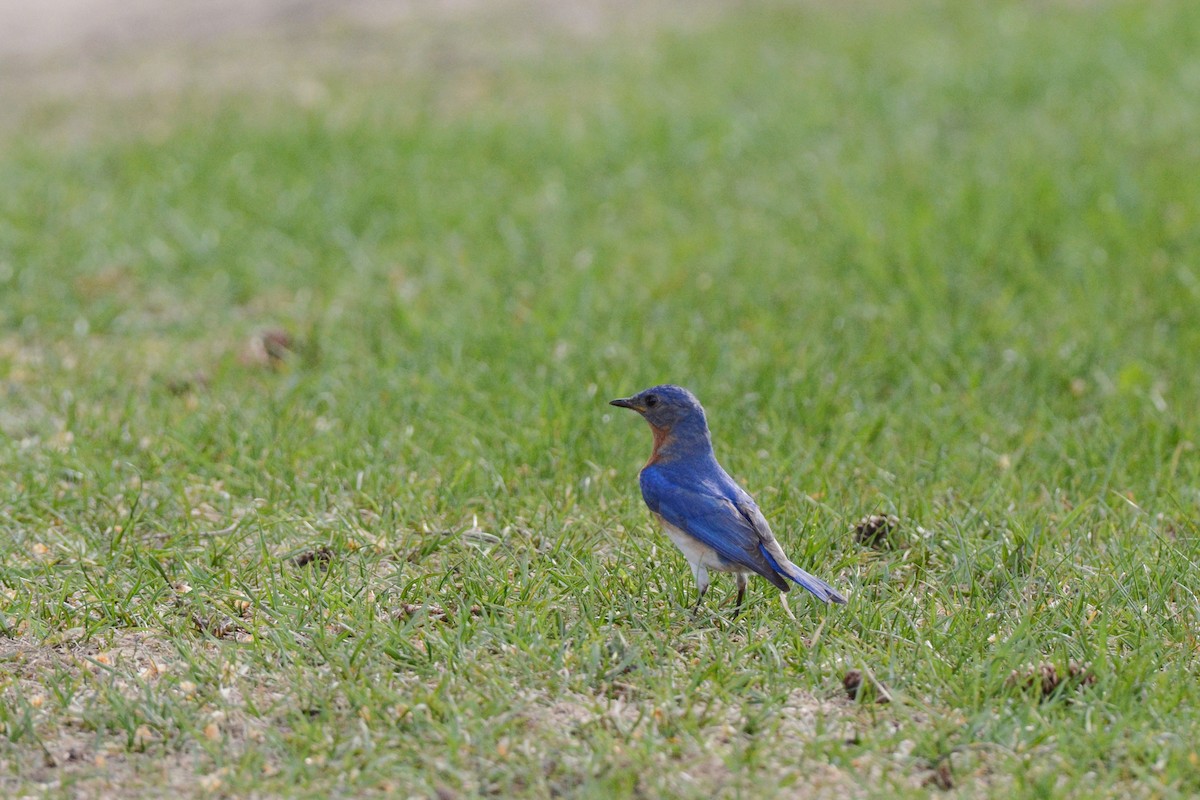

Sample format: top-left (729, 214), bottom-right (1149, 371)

top-left (611, 384), bottom-right (847, 616)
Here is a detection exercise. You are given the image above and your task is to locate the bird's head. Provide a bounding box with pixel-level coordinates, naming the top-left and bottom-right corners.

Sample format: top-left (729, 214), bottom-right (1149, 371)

top-left (609, 384), bottom-right (708, 435)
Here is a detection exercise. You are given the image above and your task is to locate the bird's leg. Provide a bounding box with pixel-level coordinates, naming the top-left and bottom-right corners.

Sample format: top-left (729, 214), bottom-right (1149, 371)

top-left (732, 573), bottom-right (748, 619)
top-left (691, 566), bottom-right (710, 618)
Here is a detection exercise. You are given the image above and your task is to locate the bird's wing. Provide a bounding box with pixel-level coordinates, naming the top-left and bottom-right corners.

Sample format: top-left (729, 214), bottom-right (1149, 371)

top-left (734, 492), bottom-right (848, 604)
top-left (640, 467), bottom-right (788, 590)
top-left (731, 492), bottom-right (778, 544)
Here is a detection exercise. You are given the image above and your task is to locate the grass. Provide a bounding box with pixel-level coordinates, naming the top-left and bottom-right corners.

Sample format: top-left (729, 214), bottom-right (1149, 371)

top-left (2, 0), bottom-right (1200, 796)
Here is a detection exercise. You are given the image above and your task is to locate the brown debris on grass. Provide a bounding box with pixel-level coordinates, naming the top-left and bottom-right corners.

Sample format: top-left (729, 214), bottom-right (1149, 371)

top-left (162, 371), bottom-right (210, 397)
top-left (842, 669), bottom-right (892, 704)
top-left (291, 546), bottom-right (334, 568)
top-left (190, 612), bottom-right (249, 641)
top-left (1007, 661), bottom-right (1096, 701)
top-left (853, 514), bottom-right (900, 549)
top-left (240, 328), bottom-right (295, 369)
top-left (393, 603), bottom-right (483, 623)
top-left (922, 759), bottom-right (954, 791)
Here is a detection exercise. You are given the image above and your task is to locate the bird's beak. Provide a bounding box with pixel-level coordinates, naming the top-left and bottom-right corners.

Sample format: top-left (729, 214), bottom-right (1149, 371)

top-left (609, 397), bottom-right (639, 411)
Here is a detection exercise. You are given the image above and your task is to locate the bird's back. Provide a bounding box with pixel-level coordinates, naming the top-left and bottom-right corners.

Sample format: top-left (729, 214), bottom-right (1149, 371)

top-left (639, 454), bottom-right (791, 591)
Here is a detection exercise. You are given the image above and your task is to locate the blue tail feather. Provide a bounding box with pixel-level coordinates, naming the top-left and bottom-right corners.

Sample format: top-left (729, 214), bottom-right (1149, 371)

top-left (758, 544), bottom-right (847, 605)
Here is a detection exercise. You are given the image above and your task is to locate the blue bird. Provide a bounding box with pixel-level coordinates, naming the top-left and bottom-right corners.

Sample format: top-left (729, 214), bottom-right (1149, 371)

top-left (611, 385), bottom-right (847, 616)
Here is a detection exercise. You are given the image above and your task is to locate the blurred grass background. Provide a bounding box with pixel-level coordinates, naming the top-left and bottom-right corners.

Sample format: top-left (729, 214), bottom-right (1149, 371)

top-left (2, 1), bottom-right (1200, 797)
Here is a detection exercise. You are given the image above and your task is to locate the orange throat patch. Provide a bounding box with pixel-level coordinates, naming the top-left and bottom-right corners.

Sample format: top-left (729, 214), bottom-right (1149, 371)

top-left (645, 424), bottom-right (670, 466)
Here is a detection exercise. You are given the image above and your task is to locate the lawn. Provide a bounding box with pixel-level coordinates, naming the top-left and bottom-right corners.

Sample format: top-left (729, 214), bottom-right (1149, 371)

top-left (2, 0), bottom-right (1200, 796)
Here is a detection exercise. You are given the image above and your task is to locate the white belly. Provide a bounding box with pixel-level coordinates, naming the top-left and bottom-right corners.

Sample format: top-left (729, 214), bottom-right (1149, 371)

top-left (659, 519), bottom-right (740, 574)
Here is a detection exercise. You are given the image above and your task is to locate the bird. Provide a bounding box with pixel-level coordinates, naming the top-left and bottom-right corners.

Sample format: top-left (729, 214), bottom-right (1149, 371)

top-left (610, 384), bottom-right (847, 616)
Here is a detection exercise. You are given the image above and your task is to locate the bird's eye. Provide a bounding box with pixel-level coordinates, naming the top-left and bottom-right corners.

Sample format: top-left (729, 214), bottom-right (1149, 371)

top-left (645, 395), bottom-right (658, 408)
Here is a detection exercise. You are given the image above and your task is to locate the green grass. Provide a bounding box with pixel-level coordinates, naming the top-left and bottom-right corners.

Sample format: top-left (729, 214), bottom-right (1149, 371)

top-left (3, 0), bottom-right (1200, 796)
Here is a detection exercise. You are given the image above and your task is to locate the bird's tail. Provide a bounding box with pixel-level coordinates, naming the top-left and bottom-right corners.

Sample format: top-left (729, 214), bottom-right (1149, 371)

top-left (759, 544), bottom-right (847, 604)
top-left (784, 564), bottom-right (847, 604)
